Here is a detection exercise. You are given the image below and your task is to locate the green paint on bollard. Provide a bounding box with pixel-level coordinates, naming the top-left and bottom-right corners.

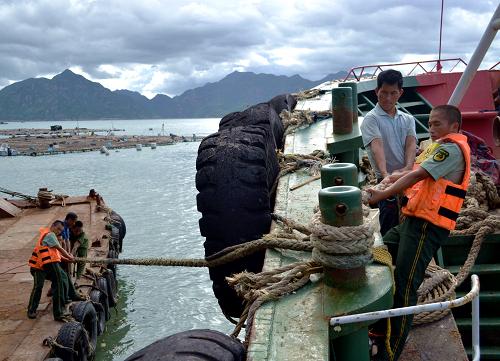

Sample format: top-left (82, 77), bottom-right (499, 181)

top-left (320, 163), bottom-right (358, 189)
top-left (332, 87), bottom-right (353, 135)
top-left (318, 186), bottom-right (366, 289)
top-left (318, 186), bottom-right (363, 227)
top-left (339, 82), bottom-right (359, 123)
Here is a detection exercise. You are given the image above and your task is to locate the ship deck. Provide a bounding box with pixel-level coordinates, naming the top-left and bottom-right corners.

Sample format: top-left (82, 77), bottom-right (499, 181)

top-left (0, 196), bottom-right (111, 361)
top-left (246, 118), bottom-right (468, 361)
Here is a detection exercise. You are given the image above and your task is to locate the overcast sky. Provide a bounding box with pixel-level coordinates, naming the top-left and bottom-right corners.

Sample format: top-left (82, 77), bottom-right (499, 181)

top-left (0, 0), bottom-right (498, 98)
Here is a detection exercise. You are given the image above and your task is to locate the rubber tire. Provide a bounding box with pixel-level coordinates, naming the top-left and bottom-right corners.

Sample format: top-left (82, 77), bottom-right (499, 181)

top-left (268, 93), bottom-right (297, 114)
top-left (107, 249), bottom-right (119, 278)
top-left (54, 321), bottom-right (89, 361)
top-left (110, 225), bottom-right (120, 253)
top-left (71, 301), bottom-right (98, 355)
top-left (89, 289), bottom-right (107, 335)
top-left (196, 125), bottom-right (279, 317)
top-left (102, 270), bottom-right (118, 308)
top-left (110, 211), bottom-right (126, 252)
top-left (95, 277), bottom-right (112, 321)
top-left (218, 103), bottom-right (284, 148)
top-left (123, 329), bottom-right (245, 361)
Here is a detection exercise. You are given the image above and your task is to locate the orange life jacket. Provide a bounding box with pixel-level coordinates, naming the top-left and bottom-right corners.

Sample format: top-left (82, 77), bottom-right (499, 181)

top-left (28, 227), bottom-right (61, 269)
top-left (402, 133), bottom-right (471, 230)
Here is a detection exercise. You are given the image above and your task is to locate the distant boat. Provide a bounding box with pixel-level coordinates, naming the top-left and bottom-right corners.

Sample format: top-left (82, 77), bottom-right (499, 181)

top-left (150, 142), bottom-right (157, 149)
top-left (100, 146), bottom-right (109, 155)
top-left (136, 144), bottom-right (142, 151)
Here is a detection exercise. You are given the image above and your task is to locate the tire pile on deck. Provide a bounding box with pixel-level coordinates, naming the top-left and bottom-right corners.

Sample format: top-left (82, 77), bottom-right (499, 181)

top-left (51, 211), bottom-right (125, 361)
top-left (196, 94), bottom-right (296, 317)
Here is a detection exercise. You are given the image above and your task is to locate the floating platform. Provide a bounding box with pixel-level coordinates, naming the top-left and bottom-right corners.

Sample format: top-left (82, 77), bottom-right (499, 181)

top-left (0, 133), bottom-right (203, 156)
top-left (0, 194), bottom-right (123, 360)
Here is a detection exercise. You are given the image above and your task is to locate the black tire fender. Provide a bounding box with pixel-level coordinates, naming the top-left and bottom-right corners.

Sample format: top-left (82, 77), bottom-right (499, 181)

top-left (268, 93), bottom-right (297, 114)
top-left (54, 321), bottom-right (89, 361)
top-left (96, 276), bottom-right (112, 320)
top-left (123, 329), bottom-right (245, 361)
top-left (107, 249), bottom-right (119, 278)
top-left (89, 289), bottom-right (107, 335)
top-left (71, 301), bottom-right (98, 354)
top-left (110, 225), bottom-right (120, 252)
top-left (196, 125), bottom-right (279, 317)
top-left (218, 103), bottom-right (284, 148)
top-left (102, 269), bottom-right (118, 308)
top-left (110, 211), bottom-right (126, 252)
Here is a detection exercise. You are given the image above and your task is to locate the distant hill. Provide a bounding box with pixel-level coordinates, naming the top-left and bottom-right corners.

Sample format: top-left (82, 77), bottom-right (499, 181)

top-left (0, 69), bottom-right (347, 120)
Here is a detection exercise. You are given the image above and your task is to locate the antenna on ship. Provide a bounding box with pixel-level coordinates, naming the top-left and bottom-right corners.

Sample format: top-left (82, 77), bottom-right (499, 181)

top-left (437, 0), bottom-right (445, 72)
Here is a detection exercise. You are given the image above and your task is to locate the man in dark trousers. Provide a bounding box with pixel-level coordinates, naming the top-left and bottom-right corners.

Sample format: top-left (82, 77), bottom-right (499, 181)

top-left (27, 220), bottom-right (76, 321)
top-left (71, 220), bottom-right (89, 279)
top-left (360, 70), bottom-right (417, 236)
top-left (368, 105), bottom-right (471, 361)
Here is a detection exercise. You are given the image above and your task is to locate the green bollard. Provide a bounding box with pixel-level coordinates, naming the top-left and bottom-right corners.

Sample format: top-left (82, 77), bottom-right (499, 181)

top-left (318, 186), bottom-right (366, 289)
top-left (339, 82), bottom-right (359, 123)
top-left (319, 186), bottom-right (369, 361)
top-left (318, 186), bottom-right (362, 227)
top-left (320, 163), bottom-right (358, 189)
top-left (331, 87), bottom-right (353, 135)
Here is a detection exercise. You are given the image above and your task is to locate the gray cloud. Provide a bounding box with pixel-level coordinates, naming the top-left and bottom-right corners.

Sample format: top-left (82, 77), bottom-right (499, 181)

top-left (0, 0), bottom-right (498, 97)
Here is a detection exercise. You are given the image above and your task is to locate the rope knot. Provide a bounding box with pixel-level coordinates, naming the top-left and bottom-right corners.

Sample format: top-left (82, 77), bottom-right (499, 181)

top-left (309, 212), bottom-right (374, 269)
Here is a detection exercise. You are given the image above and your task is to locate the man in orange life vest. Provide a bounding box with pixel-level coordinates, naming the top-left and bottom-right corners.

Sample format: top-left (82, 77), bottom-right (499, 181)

top-left (368, 105), bottom-right (471, 361)
top-left (27, 220), bottom-right (77, 321)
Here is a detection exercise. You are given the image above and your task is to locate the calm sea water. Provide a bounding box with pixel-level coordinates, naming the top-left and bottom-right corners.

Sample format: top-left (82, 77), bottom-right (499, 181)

top-left (1, 118), bottom-right (235, 360)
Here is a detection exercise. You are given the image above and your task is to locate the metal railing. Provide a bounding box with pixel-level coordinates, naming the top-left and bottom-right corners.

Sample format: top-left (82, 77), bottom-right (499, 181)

top-left (330, 274), bottom-right (480, 361)
top-left (343, 58), bottom-right (468, 81)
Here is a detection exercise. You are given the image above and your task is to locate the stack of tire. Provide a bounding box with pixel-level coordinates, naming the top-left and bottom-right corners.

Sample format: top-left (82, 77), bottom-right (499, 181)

top-left (52, 212), bottom-right (125, 360)
top-left (196, 94), bottom-right (296, 317)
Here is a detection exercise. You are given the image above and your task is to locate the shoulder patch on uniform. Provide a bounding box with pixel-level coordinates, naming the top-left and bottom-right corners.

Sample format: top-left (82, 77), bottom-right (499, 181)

top-left (433, 148), bottom-right (449, 162)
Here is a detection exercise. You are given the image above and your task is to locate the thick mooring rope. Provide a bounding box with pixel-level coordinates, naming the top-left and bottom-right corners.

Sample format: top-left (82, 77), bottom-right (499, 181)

top-left (310, 212), bottom-right (375, 269)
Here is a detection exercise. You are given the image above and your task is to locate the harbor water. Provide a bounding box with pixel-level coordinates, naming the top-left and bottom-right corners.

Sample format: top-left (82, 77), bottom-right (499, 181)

top-left (1, 118), bottom-right (234, 360)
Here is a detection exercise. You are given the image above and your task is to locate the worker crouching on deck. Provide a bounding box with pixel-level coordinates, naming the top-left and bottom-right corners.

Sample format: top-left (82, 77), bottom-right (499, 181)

top-left (367, 105), bottom-right (471, 361)
top-left (27, 220), bottom-right (82, 321)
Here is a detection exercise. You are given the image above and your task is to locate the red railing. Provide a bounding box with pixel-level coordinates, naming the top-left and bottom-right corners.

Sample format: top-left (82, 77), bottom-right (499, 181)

top-left (343, 58), bottom-right (468, 81)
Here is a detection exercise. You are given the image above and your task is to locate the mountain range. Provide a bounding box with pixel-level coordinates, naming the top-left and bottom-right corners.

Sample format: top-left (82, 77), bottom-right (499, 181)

top-left (0, 69), bottom-right (347, 121)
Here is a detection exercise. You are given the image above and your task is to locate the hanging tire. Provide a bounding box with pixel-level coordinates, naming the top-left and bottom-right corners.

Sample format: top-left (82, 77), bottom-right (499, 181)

top-left (218, 103), bottom-right (284, 148)
top-left (107, 249), bottom-right (119, 278)
top-left (196, 125), bottom-right (279, 317)
top-left (102, 270), bottom-right (118, 308)
top-left (71, 301), bottom-right (98, 355)
top-left (54, 321), bottom-right (89, 361)
top-left (123, 329), bottom-right (245, 361)
top-left (89, 289), bottom-right (108, 335)
top-left (110, 211), bottom-right (126, 252)
top-left (268, 93), bottom-right (297, 115)
top-left (95, 277), bottom-right (112, 320)
top-left (109, 225), bottom-right (120, 252)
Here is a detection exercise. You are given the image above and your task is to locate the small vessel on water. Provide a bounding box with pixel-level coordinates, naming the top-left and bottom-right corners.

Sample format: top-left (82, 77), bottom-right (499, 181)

top-left (136, 143), bottom-right (143, 151)
top-left (150, 142), bottom-right (157, 149)
top-left (0, 188), bottom-right (125, 360)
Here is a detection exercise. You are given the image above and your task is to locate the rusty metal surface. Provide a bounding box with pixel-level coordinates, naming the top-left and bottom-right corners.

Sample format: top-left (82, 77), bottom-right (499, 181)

top-left (399, 314), bottom-right (468, 361)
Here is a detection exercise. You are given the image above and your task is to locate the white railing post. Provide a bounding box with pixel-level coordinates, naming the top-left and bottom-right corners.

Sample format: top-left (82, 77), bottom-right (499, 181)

top-left (448, 4), bottom-right (500, 106)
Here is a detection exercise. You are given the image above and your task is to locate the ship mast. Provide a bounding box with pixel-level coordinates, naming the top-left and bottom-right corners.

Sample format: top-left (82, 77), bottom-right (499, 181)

top-left (437, 0), bottom-right (445, 72)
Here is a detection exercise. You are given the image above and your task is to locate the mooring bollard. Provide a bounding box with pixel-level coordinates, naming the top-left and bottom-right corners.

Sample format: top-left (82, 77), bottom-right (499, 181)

top-left (339, 82), bottom-right (359, 123)
top-left (320, 163), bottom-right (358, 188)
top-left (332, 87), bottom-right (353, 135)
